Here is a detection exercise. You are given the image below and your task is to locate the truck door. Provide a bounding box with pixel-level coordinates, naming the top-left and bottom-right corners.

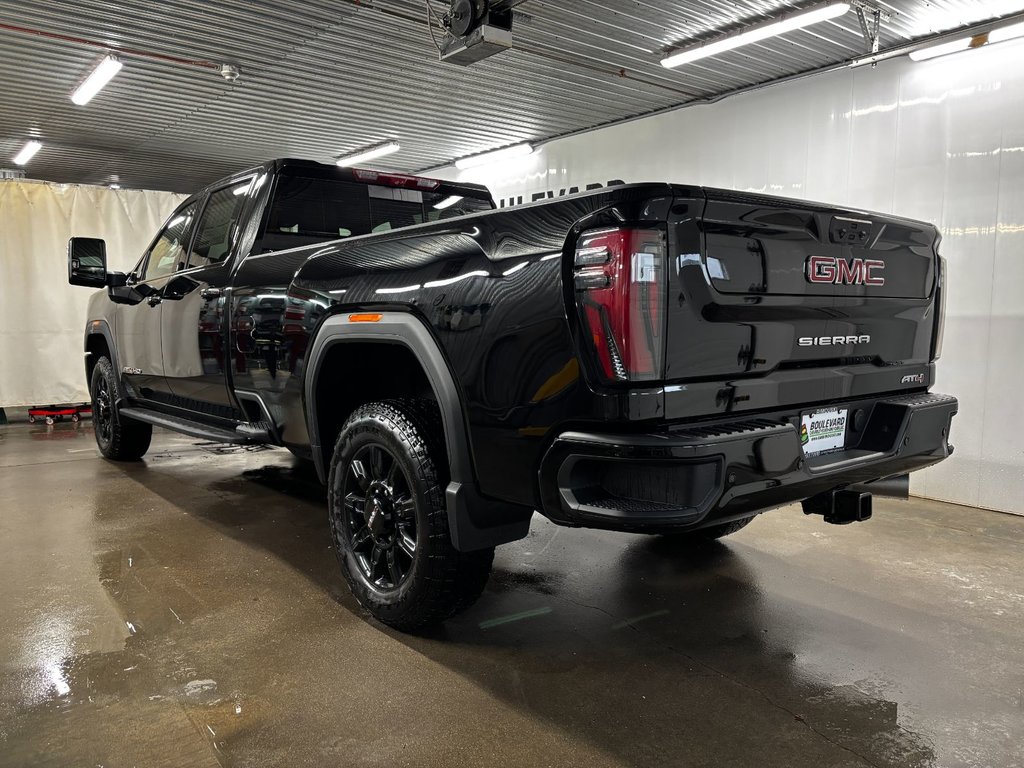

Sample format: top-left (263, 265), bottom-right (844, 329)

top-left (114, 200), bottom-right (199, 402)
top-left (159, 177), bottom-right (253, 419)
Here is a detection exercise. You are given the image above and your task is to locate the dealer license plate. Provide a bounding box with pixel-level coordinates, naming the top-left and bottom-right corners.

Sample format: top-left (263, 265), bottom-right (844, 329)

top-left (800, 408), bottom-right (848, 457)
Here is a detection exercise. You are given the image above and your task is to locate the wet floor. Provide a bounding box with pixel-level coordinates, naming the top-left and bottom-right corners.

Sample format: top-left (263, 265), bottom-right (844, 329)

top-left (0, 420), bottom-right (1022, 767)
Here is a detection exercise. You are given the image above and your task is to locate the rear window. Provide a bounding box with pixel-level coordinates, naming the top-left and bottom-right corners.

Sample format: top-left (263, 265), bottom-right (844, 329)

top-left (260, 175), bottom-right (492, 252)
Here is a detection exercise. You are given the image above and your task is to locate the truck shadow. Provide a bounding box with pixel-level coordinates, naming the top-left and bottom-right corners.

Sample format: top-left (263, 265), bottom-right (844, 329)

top-left (118, 452), bottom-right (936, 768)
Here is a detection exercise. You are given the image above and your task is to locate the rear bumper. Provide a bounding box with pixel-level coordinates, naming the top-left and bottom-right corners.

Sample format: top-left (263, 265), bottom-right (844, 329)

top-left (538, 391), bottom-right (958, 532)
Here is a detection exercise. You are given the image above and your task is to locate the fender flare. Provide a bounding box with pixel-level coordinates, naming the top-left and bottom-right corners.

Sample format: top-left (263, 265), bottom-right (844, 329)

top-left (83, 319), bottom-right (126, 400)
top-left (304, 311), bottom-right (531, 552)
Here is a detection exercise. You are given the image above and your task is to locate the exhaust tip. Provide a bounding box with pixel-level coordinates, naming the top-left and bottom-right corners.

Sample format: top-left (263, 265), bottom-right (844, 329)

top-left (850, 474), bottom-right (909, 500)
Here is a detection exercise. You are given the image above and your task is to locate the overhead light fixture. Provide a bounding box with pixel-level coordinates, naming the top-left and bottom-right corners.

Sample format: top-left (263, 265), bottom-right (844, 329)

top-left (336, 141), bottom-right (400, 167)
top-left (908, 36), bottom-right (975, 61)
top-left (12, 140), bottom-right (42, 166)
top-left (71, 55), bottom-right (123, 105)
top-left (455, 143), bottom-right (534, 170)
top-left (989, 19), bottom-right (1024, 43)
top-left (661, 1), bottom-right (851, 69)
top-left (909, 18), bottom-right (1024, 62)
top-left (433, 195), bottom-right (464, 210)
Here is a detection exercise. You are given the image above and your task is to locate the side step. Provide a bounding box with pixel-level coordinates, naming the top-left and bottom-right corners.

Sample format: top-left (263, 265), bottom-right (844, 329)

top-left (235, 421), bottom-right (275, 441)
top-left (119, 407), bottom-right (254, 444)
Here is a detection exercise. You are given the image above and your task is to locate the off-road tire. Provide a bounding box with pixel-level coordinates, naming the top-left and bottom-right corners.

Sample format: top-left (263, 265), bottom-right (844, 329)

top-left (90, 356), bottom-right (152, 460)
top-left (328, 398), bottom-right (494, 631)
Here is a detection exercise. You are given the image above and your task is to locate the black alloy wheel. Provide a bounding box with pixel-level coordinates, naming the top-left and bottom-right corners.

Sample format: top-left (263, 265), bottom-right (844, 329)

top-left (93, 370), bottom-right (114, 446)
top-left (89, 356), bottom-right (152, 460)
top-left (328, 399), bottom-right (494, 631)
top-left (342, 443), bottom-right (418, 590)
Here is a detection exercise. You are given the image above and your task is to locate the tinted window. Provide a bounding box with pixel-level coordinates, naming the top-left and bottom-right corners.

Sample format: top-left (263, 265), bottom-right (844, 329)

top-left (143, 203), bottom-right (198, 280)
top-left (259, 175), bottom-right (493, 252)
top-left (187, 179), bottom-right (252, 269)
top-left (371, 188), bottom-right (492, 232)
top-left (267, 177), bottom-right (371, 241)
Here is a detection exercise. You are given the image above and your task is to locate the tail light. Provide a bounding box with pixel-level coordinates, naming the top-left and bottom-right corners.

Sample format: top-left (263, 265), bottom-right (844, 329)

top-left (933, 255), bottom-right (947, 360)
top-left (573, 227), bottom-right (667, 383)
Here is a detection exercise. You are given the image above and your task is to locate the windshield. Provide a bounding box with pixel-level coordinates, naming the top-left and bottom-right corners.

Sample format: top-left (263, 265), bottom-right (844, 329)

top-left (259, 175), bottom-right (493, 253)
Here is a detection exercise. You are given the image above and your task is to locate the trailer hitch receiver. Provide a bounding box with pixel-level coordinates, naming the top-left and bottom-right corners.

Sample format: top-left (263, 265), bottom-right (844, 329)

top-left (802, 490), bottom-right (873, 525)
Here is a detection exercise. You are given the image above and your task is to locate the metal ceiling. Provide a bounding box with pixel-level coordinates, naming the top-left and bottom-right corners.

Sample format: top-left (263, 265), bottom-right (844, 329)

top-left (0, 0), bottom-right (1019, 193)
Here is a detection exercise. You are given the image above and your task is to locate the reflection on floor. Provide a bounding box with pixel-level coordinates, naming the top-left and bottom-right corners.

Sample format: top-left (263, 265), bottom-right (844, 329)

top-left (1, 421), bottom-right (1022, 768)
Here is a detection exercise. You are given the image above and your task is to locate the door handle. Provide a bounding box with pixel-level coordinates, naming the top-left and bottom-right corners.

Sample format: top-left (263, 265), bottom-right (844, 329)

top-left (200, 287), bottom-right (223, 300)
top-left (147, 295), bottom-right (162, 307)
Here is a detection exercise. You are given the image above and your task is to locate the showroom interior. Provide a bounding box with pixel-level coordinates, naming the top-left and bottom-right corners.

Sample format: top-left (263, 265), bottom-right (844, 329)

top-left (1, 0), bottom-right (1022, 766)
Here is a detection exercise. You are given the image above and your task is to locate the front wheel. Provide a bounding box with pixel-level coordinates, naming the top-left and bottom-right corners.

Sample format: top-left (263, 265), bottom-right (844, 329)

top-left (328, 399), bottom-right (493, 631)
top-left (90, 357), bottom-right (152, 460)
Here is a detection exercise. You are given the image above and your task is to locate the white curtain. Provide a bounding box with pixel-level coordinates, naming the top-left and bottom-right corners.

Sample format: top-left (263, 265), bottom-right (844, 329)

top-left (0, 180), bottom-right (185, 408)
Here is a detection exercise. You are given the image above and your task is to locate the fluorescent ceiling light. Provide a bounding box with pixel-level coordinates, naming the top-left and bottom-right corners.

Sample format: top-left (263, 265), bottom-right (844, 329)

top-left (661, 2), bottom-right (851, 68)
top-left (336, 141), bottom-right (400, 167)
top-left (71, 55), bottom-right (123, 105)
top-left (433, 195), bottom-right (464, 210)
top-left (989, 20), bottom-right (1024, 43)
top-left (455, 143), bottom-right (534, 170)
top-left (12, 140), bottom-right (42, 165)
top-left (908, 36), bottom-right (974, 61)
top-left (908, 18), bottom-right (1024, 62)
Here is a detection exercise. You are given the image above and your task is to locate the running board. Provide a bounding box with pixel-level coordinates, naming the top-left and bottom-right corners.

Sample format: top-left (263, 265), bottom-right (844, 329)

top-left (119, 407), bottom-right (254, 444)
top-left (235, 421), bottom-right (275, 441)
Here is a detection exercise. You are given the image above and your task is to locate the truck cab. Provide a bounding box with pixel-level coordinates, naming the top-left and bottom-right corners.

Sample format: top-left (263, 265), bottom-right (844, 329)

top-left (72, 160), bottom-right (494, 442)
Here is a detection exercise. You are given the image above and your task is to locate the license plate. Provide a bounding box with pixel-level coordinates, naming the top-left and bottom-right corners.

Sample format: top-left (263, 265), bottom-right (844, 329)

top-left (800, 408), bottom-right (848, 456)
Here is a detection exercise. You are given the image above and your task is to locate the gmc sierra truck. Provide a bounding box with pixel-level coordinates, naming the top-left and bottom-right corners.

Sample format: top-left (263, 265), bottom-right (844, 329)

top-left (68, 158), bottom-right (958, 630)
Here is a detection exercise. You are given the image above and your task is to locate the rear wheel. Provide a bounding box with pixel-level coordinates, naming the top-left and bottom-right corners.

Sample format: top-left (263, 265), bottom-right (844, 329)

top-left (90, 357), bottom-right (152, 460)
top-left (328, 399), bottom-right (493, 631)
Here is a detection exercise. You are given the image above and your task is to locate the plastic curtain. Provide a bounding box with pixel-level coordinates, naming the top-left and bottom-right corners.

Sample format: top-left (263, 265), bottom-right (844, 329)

top-left (0, 180), bottom-right (185, 408)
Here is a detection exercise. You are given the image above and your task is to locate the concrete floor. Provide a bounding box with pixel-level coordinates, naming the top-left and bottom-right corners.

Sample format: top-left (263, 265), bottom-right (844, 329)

top-left (1, 422), bottom-right (1022, 768)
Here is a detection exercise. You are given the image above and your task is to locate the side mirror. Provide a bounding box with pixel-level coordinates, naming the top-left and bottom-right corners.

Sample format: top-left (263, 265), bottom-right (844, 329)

top-left (68, 237), bottom-right (109, 288)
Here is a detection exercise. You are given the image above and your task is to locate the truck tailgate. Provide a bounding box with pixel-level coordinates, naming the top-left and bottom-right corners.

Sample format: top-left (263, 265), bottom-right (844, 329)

top-left (663, 188), bottom-right (940, 417)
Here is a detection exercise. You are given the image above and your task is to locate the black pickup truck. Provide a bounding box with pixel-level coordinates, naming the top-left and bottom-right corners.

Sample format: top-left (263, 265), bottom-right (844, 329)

top-left (69, 158), bottom-right (957, 630)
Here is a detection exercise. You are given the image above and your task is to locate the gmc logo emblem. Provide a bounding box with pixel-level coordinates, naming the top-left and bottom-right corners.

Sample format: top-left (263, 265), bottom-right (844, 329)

top-left (806, 256), bottom-right (885, 286)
